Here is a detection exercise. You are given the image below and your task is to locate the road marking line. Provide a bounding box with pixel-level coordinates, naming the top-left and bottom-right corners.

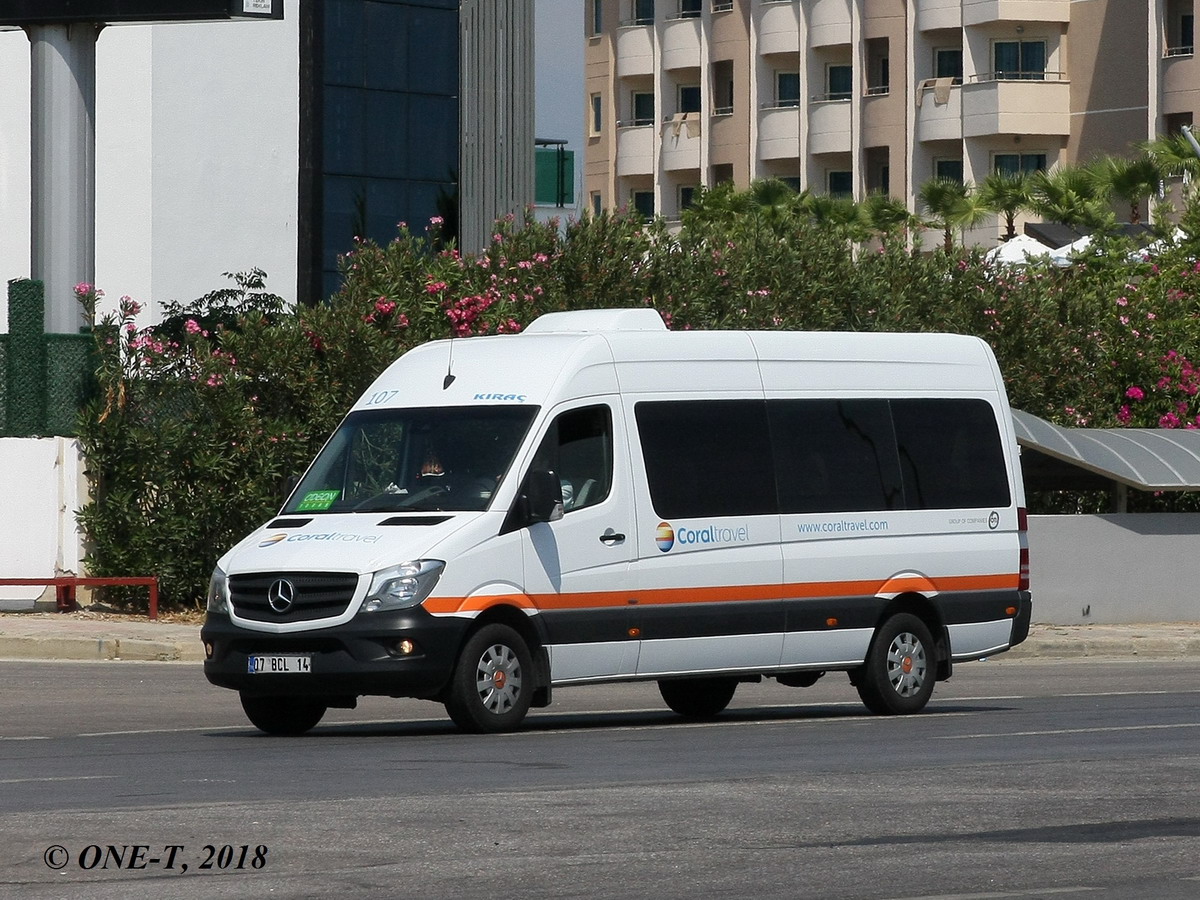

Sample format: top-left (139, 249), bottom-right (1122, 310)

top-left (941, 722), bottom-right (1200, 740)
top-left (0, 775), bottom-right (117, 785)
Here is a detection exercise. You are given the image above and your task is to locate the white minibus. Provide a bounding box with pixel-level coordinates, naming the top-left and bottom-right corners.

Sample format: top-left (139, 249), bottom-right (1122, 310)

top-left (202, 309), bottom-right (1032, 734)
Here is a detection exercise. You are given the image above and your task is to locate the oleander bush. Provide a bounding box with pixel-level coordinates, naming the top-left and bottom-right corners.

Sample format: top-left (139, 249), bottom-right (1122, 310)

top-left (76, 196), bottom-right (1200, 609)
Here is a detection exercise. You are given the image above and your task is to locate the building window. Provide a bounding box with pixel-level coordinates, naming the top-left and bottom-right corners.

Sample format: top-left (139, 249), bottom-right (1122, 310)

top-left (713, 60), bottom-right (734, 114)
top-left (993, 153), bottom-right (1048, 175)
top-left (592, 0), bottom-right (603, 34)
top-left (679, 84), bottom-right (701, 114)
top-left (935, 158), bottom-right (964, 184)
top-left (993, 40), bottom-right (1047, 80)
top-left (590, 94), bottom-right (602, 135)
top-left (633, 0), bottom-right (654, 25)
top-left (679, 0), bottom-right (701, 17)
top-left (679, 185), bottom-right (697, 211)
top-left (776, 71), bottom-right (800, 107)
top-left (591, 192), bottom-right (603, 215)
top-left (934, 47), bottom-right (963, 84)
top-left (632, 190), bottom-right (655, 221)
top-left (780, 176), bottom-right (802, 192)
top-left (632, 91), bottom-right (655, 125)
top-left (828, 170), bottom-right (852, 196)
top-left (826, 64), bottom-right (852, 100)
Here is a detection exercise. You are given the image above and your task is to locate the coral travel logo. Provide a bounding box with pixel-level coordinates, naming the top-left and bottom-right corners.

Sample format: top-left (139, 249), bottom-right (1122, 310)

top-left (258, 533), bottom-right (288, 548)
top-left (655, 522), bottom-right (675, 552)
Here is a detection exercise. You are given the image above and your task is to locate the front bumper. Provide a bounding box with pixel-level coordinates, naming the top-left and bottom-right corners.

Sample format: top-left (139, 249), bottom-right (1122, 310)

top-left (201, 608), bottom-right (469, 700)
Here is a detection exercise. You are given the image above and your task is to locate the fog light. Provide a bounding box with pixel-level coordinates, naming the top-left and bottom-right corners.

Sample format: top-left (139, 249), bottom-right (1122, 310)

top-left (396, 639), bottom-right (416, 656)
top-left (204, 642), bottom-right (214, 659)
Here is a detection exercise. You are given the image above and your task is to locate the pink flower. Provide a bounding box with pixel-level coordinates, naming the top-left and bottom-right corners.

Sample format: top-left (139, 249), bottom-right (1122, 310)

top-left (1116, 405), bottom-right (1132, 424)
top-left (185, 319), bottom-right (202, 334)
top-left (1160, 413), bottom-right (1180, 428)
top-left (430, 215), bottom-right (444, 226)
top-left (375, 299), bottom-right (396, 315)
top-left (1126, 386), bottom-right (1145, 401)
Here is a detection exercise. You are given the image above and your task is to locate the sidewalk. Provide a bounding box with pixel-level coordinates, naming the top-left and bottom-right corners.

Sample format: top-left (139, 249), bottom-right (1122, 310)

top-left (0, 611), bottom-right (1197, 663)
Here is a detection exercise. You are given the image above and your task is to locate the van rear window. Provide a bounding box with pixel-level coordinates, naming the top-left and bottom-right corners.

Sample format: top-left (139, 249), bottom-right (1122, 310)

top-left (635, 398), bottom-right (1011, 518)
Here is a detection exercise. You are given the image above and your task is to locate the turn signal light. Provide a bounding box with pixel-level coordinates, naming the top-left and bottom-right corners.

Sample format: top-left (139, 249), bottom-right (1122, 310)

top-left (1006, 606), bottom-right (1017, 616)
top-left (825, 617), bottom-right (838, 627)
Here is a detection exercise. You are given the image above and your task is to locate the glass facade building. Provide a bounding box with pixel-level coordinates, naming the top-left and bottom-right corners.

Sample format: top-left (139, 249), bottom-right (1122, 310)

top-left (300, 0), bottom-right (460, 303)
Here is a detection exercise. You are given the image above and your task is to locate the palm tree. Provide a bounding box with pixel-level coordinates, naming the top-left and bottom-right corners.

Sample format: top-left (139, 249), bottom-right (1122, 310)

top-left (1141, 132), bottom-right (1200, 189)
top-left (803, 193), bottom-right (871, 242)
top-left (1028, 165), bottom-right (1112, 230)
top-left (918, 177), bottom-right (970, 252)
top-left (861, 192), bottom-right (920, 243)
top-left (1087, 155), bottom-right (1164, 225)
top-left (979, 171), bottom-right (1033, 241)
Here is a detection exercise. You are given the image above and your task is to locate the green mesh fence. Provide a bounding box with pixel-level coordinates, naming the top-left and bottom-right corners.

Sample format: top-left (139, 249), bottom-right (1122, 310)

top-left (0, 334), bottom-right (7, 433)
top-left (3, 279), bottom-right (92, 437)
top-left (45, 334), bottom-right (94, 436)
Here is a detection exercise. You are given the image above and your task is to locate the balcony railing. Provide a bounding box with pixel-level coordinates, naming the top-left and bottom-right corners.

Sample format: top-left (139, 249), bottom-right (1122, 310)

top-left (1165, 45), bottom-right (1196, 57)
top-left (619, 17), bottom-right (654, 27)
top-left (865, 85), bottom-right (889, 96)
top-left (970, 70), bottom-right (1066, 82)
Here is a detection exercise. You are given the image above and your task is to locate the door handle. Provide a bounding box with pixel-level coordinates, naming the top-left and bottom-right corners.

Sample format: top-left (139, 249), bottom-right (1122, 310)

top-left (598, 530), bottom-right (625, 544)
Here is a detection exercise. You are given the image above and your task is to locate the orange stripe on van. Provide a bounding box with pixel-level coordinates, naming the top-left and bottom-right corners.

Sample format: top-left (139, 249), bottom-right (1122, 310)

top-left (422, 572), bottom-right (1019, 615)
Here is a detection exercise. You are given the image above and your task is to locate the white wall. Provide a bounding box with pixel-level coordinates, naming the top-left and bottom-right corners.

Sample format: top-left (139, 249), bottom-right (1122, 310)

top-left (0, 438), bottom-right (84, 608)
top-left (1029, 514), bottom-right (1200, 624)
top-left (0, 3), bottom-right (299, 331)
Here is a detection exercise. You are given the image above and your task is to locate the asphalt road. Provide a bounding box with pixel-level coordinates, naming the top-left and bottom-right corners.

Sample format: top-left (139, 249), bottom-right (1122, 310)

top-left (2, 657), bottom-right (1199, 899)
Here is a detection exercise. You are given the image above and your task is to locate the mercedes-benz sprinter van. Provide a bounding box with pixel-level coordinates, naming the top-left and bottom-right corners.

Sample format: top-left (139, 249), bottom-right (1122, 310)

top-left (202, 308), bottom-right (1032, 734)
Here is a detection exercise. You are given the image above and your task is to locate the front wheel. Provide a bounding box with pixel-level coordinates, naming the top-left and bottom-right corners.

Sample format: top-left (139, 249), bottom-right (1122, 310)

top-left (854, 613), bottom-right (937, 715)
top-left (240, 693), bottom-right (327, 736)
top-left (444, 623), bottom-right (534, 733)
top-left (658, 677), bottom-right (738, 718)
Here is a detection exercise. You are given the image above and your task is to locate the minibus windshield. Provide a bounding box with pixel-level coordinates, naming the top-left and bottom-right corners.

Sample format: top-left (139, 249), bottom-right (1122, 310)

top-left (284, 406), bottom-right (539, 514)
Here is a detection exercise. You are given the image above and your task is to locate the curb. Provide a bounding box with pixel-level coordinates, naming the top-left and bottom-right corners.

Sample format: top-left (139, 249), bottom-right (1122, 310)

top-left (0, 619), bottom-right (1197, 664)
top-left (0, 634), bottom-right (204, 662)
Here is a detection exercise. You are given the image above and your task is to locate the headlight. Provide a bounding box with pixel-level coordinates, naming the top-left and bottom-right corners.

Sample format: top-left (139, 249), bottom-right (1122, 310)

top-left (361, 560), bottom-right (444, 613)
top-left (207, 566), bottom-right (230, 614)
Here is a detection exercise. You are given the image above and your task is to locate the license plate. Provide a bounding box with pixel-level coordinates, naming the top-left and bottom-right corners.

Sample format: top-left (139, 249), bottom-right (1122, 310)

top-left (247, 654), bottom-right (311, 674)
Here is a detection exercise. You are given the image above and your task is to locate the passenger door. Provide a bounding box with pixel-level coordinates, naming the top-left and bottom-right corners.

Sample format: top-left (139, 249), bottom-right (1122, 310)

top-left (518, 400), bottom-right (639, 681)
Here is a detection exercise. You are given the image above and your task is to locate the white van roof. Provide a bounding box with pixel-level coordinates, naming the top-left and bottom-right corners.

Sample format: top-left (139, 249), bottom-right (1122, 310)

top-left (353, 310), bottom-right (1004, 411)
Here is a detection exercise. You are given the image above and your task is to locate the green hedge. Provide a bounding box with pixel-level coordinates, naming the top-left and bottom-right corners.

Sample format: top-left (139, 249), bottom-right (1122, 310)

top-left (75, 203), bottom-right (1200, 609)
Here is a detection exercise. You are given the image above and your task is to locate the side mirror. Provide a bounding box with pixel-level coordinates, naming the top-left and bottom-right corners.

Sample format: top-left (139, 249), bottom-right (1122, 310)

top-left (501, 469), bottom-right (563, 534)
top-left (526, 469), bottom-right (565, 524)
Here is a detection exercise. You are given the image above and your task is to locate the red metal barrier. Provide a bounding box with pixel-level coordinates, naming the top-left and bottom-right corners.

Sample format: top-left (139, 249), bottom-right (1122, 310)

top-left (0, 577), bottom-right (160, 620)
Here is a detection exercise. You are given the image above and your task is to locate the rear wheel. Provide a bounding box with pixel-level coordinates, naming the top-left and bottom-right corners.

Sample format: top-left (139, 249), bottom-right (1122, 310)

top-left (658, 677), bottom-right (738, 718)
top-left (854, 613), bottom-right (936, 715)
top-left (239, 693), bottom-right (327, 736)
top-left (445, 623), bottom-right (534, 733)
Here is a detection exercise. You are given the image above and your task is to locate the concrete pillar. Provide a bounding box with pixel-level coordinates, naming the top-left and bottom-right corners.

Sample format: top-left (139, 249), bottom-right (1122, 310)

top-left (29, 23), bottom-right (99, 335)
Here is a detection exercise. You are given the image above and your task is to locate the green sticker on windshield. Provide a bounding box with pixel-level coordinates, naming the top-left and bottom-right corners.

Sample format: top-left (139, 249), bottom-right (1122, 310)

top-left (296, 490), bottom-right (340, 511)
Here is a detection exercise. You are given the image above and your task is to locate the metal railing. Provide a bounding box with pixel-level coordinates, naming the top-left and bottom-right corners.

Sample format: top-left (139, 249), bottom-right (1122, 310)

top-left (0, 576), bottom-right (161, 619)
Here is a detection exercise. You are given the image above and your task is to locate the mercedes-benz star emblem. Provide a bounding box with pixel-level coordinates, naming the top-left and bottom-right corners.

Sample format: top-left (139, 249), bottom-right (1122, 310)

top-left (267, 578), bottom-right (296, 613)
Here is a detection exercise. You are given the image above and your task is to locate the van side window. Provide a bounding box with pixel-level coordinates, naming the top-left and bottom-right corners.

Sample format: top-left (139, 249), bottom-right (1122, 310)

top-left (530, 405), bottom-right (614, 512)
top-left (891, 399), bottom-right (1011, 509)
top-left (769, 400), bottom-right (903, 513)
top-left (635, 400), bottom-right (776, 518)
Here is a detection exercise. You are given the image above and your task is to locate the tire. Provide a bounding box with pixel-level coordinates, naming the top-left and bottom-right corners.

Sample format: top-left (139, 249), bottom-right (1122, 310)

top-left (444, 623), bottom-right (534, 733)
top-left (854, 613), bottom-right (937, 715)
top-left (240, 693), bottom-right (327, 736)
top-left (658, 677), bottom-right (738, 719)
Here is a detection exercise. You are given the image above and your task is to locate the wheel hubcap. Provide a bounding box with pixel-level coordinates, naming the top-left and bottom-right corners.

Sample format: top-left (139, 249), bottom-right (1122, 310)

top-left (475, 643), bottom-right (522, 714)
top-left (886, 631), bottom-right (927, 697)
